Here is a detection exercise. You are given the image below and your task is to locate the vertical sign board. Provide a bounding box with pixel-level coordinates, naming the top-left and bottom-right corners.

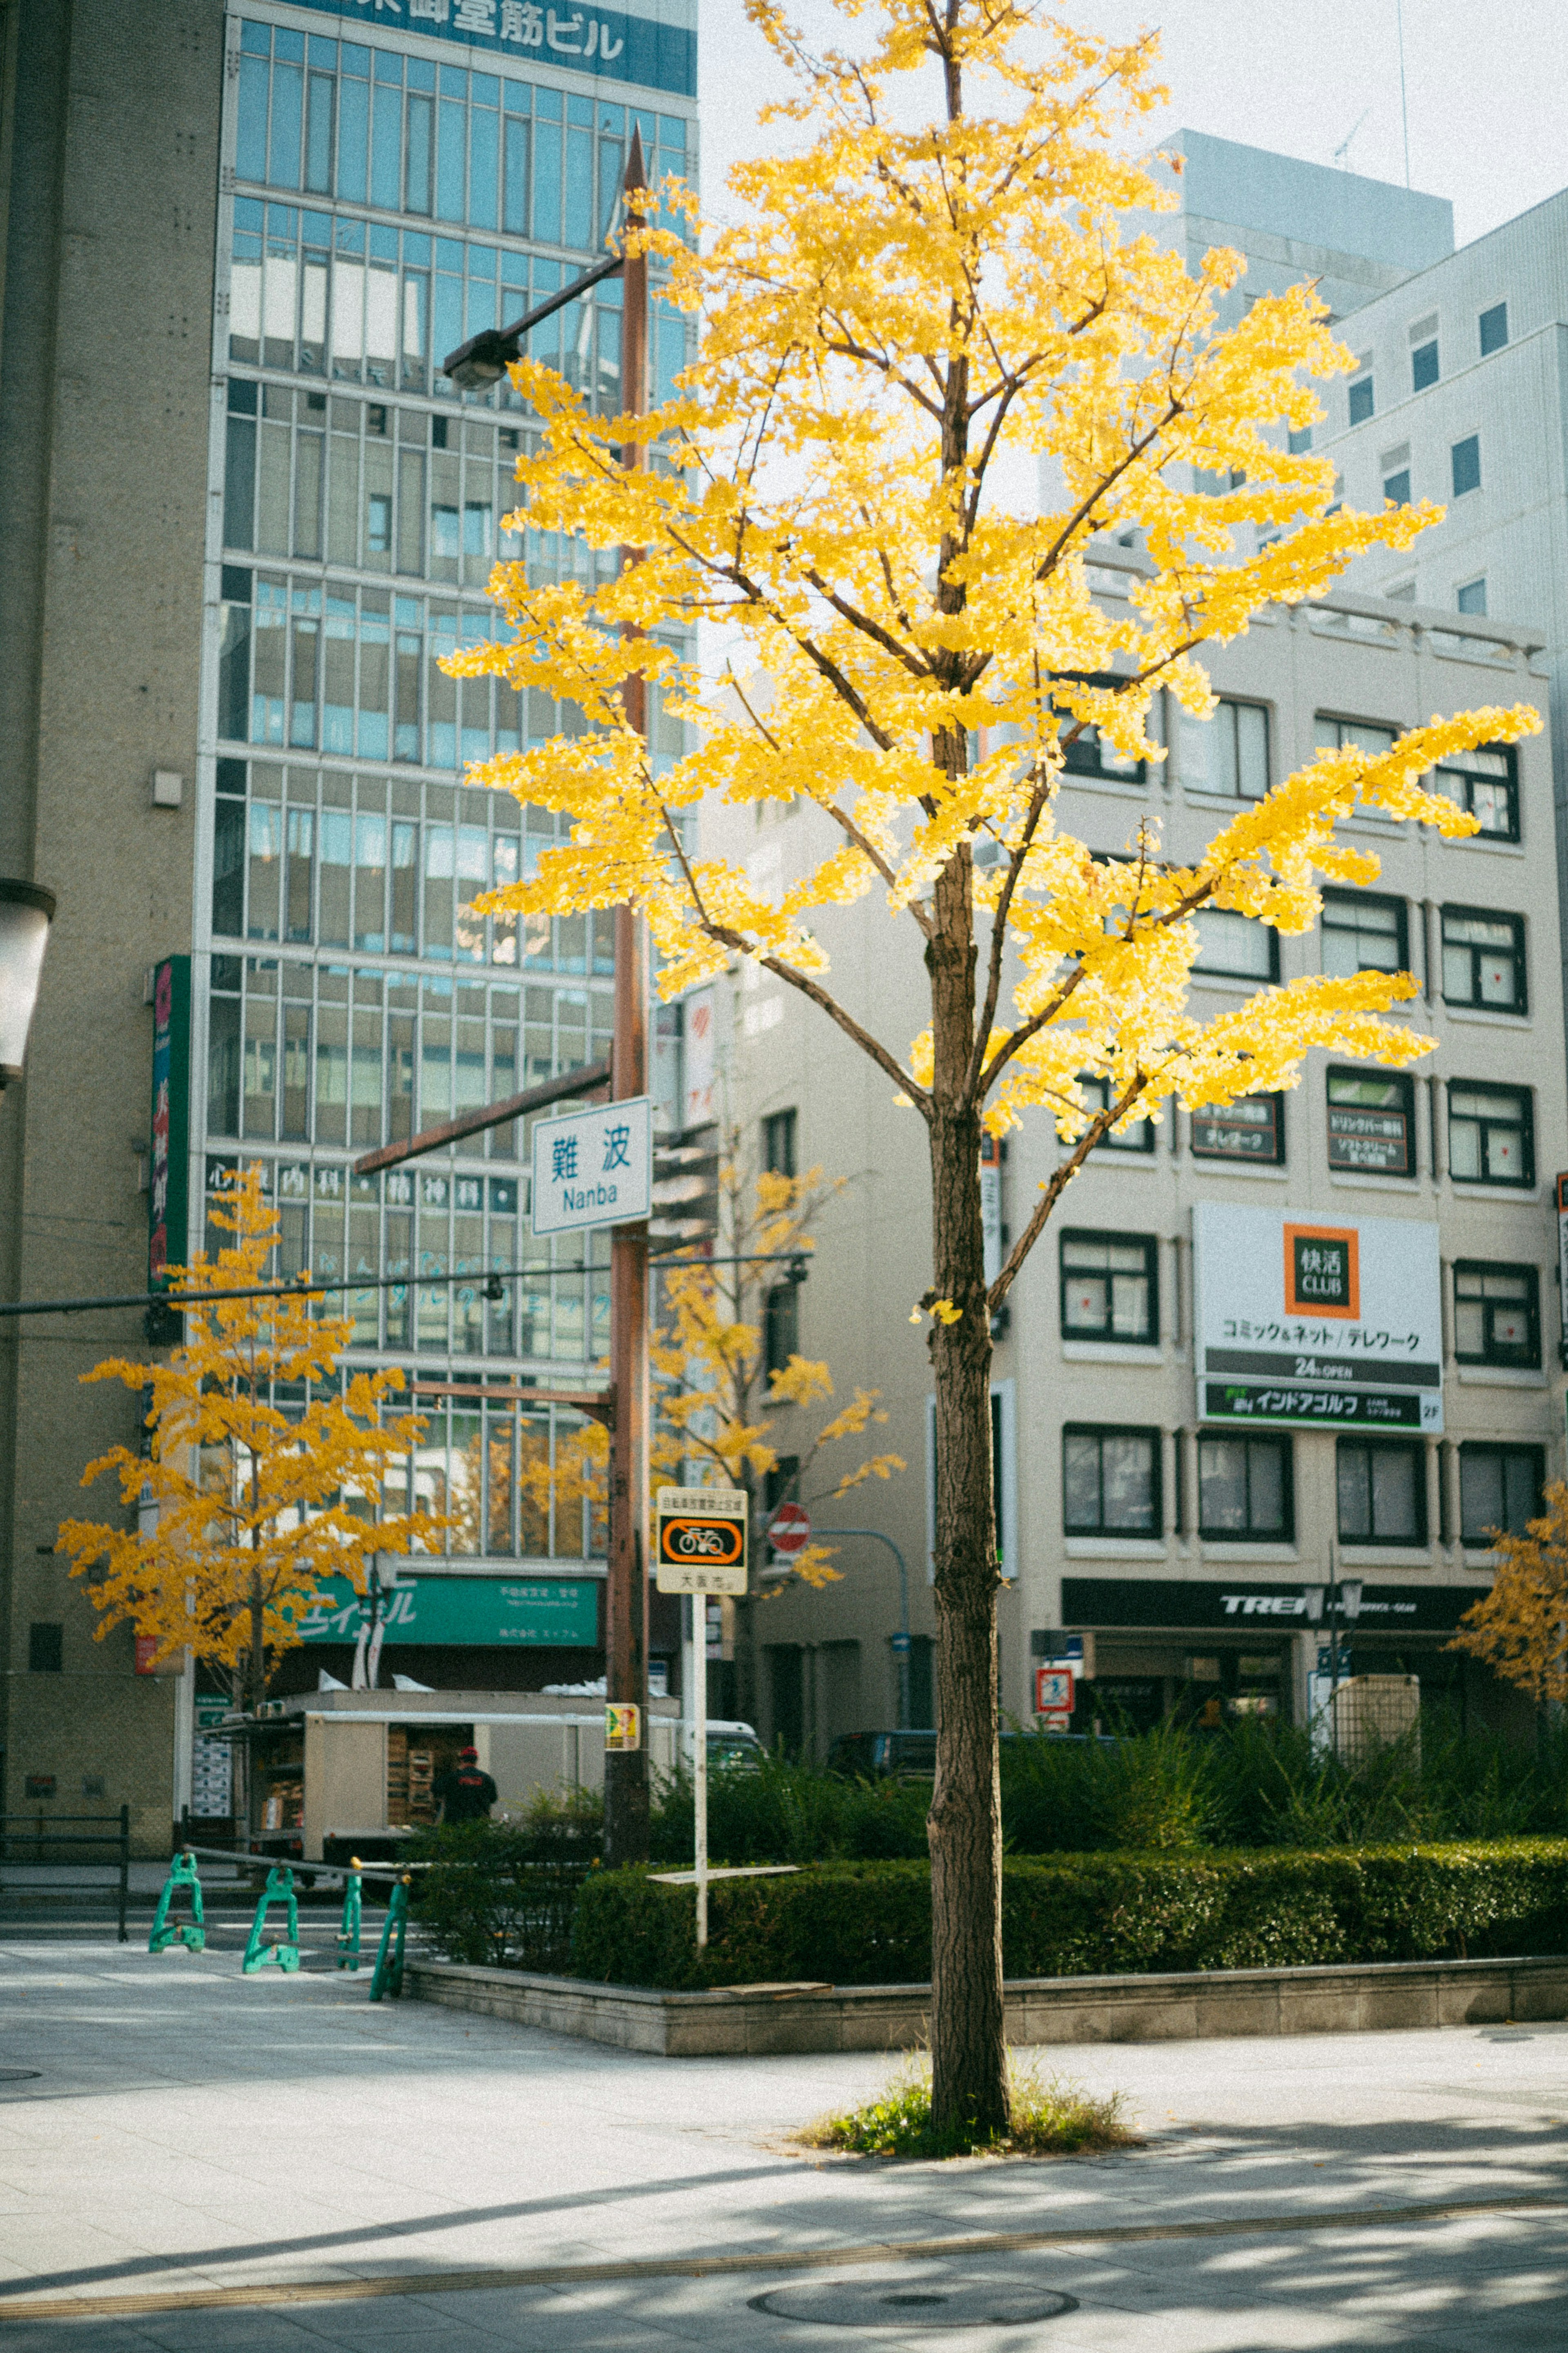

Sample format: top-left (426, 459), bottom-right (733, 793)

top-left (1193, 1204), bottom-right (1443, 1433)
top-left (148, 955), bottom-right (192, 1289)
top-left (654, 1488), bottom-right (749, 1594)
top-left (1557, 1174), bottom-right (1568, 1364)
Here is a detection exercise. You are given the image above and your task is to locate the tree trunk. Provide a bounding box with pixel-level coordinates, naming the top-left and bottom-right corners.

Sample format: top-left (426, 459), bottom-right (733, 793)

top-left (248, 1568), bottom-right (265, 1715)
top-left (925, 845), bottom-right (1006, 2141)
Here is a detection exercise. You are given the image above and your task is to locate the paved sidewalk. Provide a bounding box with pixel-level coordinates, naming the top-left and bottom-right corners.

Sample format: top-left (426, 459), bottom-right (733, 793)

top-left (0, 1937), bottom-right (1565, 2349)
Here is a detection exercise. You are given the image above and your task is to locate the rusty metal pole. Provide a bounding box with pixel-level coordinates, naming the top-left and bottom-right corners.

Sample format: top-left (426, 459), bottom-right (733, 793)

top-left (604, 130), bottom-right (651, 1867)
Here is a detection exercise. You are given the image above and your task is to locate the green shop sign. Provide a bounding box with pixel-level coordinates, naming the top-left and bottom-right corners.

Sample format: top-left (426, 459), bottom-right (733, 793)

top-left (296, 1575), bottom-right (599, 1646)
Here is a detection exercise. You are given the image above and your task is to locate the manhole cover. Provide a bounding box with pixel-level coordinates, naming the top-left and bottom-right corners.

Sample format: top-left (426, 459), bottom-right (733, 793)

top-left (751, 2274), bottom-right (1077, 2328)
top-left (0, 2070), bottom-right (41, 2083)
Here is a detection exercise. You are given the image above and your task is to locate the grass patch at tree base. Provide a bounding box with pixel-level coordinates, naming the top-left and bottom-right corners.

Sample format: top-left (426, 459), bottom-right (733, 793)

top-left (801, 2056), bottom-right (1140, 2161)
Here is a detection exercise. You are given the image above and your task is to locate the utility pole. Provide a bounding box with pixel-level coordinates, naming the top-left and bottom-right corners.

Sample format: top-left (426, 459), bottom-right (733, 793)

top-left (603, 128), bottom-right (651, 1867)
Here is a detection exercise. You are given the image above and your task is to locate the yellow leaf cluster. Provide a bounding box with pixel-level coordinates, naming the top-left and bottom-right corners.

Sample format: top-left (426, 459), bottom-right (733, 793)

top-left (1450, 1480), bottom-right (1568, 1706)
top-left (55, 1168), bottom-right (434, 1691)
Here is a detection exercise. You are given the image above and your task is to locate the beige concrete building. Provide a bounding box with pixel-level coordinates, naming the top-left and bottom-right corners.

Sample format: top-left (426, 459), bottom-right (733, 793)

top-left (714, 563), bottom-right (1564, 1755)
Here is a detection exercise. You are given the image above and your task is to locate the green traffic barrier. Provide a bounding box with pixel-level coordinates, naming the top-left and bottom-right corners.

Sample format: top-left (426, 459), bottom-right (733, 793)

top-left (242, 1863), bottom-right (301, 1974)
top-left (369, 1874), bottom-right (410, 2002)
top-left (149, 1849), bottom-right (205, 1954)
top-left (336, 1862), bottom-right (363, 1971)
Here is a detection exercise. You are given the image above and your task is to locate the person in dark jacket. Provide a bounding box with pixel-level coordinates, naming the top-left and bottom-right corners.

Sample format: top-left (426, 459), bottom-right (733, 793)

top-left (433, 1744), bottom-right (497, 1823)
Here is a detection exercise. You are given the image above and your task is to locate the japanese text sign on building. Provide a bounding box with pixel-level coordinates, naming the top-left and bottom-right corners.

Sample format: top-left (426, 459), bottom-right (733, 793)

top-left (147, 955), bottom-right (191, 1290)
top-left (1193, 1204), bottom-right (1443, 1434)
top-left (655, 1486), bottom-right (749, 1595)
top-left (531, 1095), bottom-right (651, 1235)
top-left (286, 0), bottom-right (696, 99)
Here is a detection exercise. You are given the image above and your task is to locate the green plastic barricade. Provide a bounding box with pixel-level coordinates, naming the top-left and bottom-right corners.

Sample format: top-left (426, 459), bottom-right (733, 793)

top-left (369, 1874), bottom-right (410, 2002)
top-left (336, 1862), bottom-right (363, 1971)
top-left (149, 1850), bottom-right (205, 1954)
top-left (242, 1862), bottom-right (300, 1974)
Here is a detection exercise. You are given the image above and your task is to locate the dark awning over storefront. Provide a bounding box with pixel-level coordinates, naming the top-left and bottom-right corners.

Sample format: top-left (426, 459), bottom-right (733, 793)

top-left (1062, 1577), bottom-right (1491, 1635)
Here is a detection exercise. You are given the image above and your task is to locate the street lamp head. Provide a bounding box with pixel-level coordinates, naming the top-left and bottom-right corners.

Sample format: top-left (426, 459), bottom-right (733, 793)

top-left (443, 327), bottom-right (519, 392)
top-left (0, 879), bottom-right (56, 1086)
top-left (1338, 1578), bottom-right (1364, 1623)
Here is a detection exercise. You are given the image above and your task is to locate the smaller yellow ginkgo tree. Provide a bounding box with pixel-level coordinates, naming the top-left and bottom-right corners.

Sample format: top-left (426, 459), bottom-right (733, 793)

top-left (57, 1166), bottom-right (433, 1709)
top-left (1451, 1480), bottom-right (1568, 1708)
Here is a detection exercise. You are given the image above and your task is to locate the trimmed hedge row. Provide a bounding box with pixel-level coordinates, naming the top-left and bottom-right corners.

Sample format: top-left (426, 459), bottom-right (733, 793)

top-left (568, 1841), bottom-right (1568, 1991)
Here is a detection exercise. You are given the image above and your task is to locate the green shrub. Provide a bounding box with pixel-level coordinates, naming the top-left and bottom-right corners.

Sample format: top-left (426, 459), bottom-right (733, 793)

top-left (802, 2056), bottom-right (1137, 2160)
top-left (406, 1817), bottom-right (599, 1970)
top-left (569, 1840), bottom-right (1568, 1991)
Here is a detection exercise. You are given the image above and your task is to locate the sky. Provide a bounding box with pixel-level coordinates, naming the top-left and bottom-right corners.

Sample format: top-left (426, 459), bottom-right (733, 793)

top-left (697, 1), bottom-right (1568, 254)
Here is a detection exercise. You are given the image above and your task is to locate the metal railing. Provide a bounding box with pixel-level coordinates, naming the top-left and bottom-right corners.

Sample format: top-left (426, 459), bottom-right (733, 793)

top-left (0, 1806), bottom-right (131, 1941)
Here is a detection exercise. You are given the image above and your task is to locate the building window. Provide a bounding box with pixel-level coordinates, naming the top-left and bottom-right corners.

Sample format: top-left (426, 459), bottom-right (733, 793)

top-left (1348, 370), bottom-right (1374, 426)
top-left (1060, 1231), bottom-right (1158, 1343)
top-left (28, 1623), bottom-right (63, 1674)
top-left (764, 1282), bottom-right (799, 1377)
top-left (1448, 1082), bottom-right (1533, 1187)
top-left (1318, 716), bottom-right (1396, 764)
top-left (1453, 1262), bottom-right (1540, 1368)
top-left (1479, 301), bottom-right (1508, 357)
top-left (1198, 1434), bottom-right (1292, 1540)
top-left (1190, 1093), bottom-right (1283, 1165)
top-left (1433, 741), bottom-right (1517, 839)
top-left (1079, 1072), bottom-right (1155, 1154)
top-left (1383, 466), bottom-right (1410, 506)
top-left (1054, 672), bottom-right (1145, 783)
top-left (1456, 578), bottom-right (1488, 617)
top-left (1321, 890), bottom-right (1406, 979)
top-left (1460, 1443), bottom-right (1543, 1543)
top-left (1441, 906), bottom-right (1526, 1013)
top-left (762, 1108), bottom-right (797, 1178)
top-left (1326, 1066), bottom-right (1416, 1176)
top-left (1338, 1439), bottom-right (1426, 1546)
top-left (1181, 698), bottom-right (1269, 799)
top-left (1063, 1426), bottom-right (1161, 1536)
top-left (1411, 338), bottom-right (1439, 392)
top-left (1451, 435), bottom-right (1481, 497)
top-left (1193, 909), bottom-right (1278, 982)
top-left (1288, 426), bottom-right (1312, 455)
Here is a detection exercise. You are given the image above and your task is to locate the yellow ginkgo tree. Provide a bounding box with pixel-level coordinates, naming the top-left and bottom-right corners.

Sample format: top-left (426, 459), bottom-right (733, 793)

top-left (58, 1167), bottom-right (432, 1710)
top-left (1451, 1481), bottom-right (1568, 1707)
top-left (449, 0), bottom-right (1538, 2134)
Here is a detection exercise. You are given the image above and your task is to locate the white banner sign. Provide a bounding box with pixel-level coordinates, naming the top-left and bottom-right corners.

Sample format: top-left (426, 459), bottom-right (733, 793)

top-left (1193, 1203), bottom-right (1443, 1434)
top-left (531, 1095), bottom-right (652, 1236)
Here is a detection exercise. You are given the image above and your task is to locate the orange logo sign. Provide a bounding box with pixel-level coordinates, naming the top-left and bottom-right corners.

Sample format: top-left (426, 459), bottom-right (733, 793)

top-left (1283, 1223), bottom-right (1359, 1320)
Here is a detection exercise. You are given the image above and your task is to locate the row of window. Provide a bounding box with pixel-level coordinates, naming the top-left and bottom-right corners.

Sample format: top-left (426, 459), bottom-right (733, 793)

top-left (212, 760), bottom-right (628, 969)
top-left (206, 952), bottom-right (613, 1156)
top-left (1062, 1231), bottom-right (1546, 1368)
top-left (1065, 692), bottom-right (1521, 840)
top-left (1064, 1425), bottom-right (1541, 1548)
top-left (216, 566), bottom-right (685, 773)
top-left (1193, 895), bottom-right (1529, 999)
top-left (1343, 300), bottom-right (1507, 429)
top-left (236, 20), bottom-right (689, 250)
top-left (1082, 1073), bottom-right (1537, 1187)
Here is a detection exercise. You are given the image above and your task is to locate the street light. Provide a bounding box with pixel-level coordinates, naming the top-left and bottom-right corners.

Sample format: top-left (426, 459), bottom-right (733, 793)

top-left (0, 881), bottom-right (56, 1085)
top-left (441, 247), bottom-right (626, 391)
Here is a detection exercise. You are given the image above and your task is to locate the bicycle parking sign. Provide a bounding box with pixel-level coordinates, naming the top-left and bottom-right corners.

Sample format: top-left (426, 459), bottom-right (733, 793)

top-left (654, 1486), bottom-right (749, 1595)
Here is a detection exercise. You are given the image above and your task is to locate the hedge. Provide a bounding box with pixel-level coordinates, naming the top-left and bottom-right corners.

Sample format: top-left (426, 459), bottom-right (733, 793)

top-left (568, 1841), bottom-right (1568, 1991)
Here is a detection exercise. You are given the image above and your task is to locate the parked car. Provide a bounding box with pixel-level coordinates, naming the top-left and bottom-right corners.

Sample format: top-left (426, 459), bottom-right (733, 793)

top-left (704, 1720), bottom-right (764, 1771)
top-left (826, 1727), bottom-right (1110, 1778)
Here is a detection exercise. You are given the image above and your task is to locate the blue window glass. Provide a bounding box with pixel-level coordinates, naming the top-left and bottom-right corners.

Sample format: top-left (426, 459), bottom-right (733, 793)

top-left (1412, 339), bottom-right (1439, 392)
top-left (500, 245), bottom-right (528, 292)
top-left (407, 56), bottom-right (435, 94)
top-left (342, 42), bottom-right (370, 74)
top-left (274, 26), bottom-right (304, 62)
top-left (503, 79), bottom-right (528, 112)
top-left (659, 113), bottom-right (686, 154)
top-left (533, 117), bottom-right (561, 244)
top-left (359, 605), bottom-right (390, 759)
top-left (503, 116), bottom-right (529, 235)
top-left (307, 34), bottom-right (335, 65)
top-left (568, 95), bottom-right (593, 127)
top-left (1479, 301), bottom-right (1508, 356)
top-left (403, 230), bottom-right (431, 267)
top-left (466, 279), bottom-right (497, 338)
top-left (437, 98), bottom-right (466, 222)
top-left (302, 209), bottom-right (332, 248)
top-left (1452, 434), bottom-right (1481, 497)
top-left (656, 312), bottom-right (684, 404)
top-left (599, 103), bottom-right (624, 134)
top-left (370, 79), bottom-right (401, 209)
top-left (1348, 374), bottom-right (1373, 426)
top-left (374, 50), bottom-right (403, 82)
top-left (597, 132), bottom-right (623, 245)
top-left (406, 92), bottom-right (434, 213)
top-left (439, 64), bottom-right (466, 100)
top-left (564, 125), bottom-right (592, 250)
top-left (305, 71), bottom-right (334, 195)
top-left (269, 62), bottom-right (303, 188)
top-left (236, 54), bottom-right (270, 182)
top-left (224, 411), bottom-right (256, 549)
top-left (470, 103), bottom-right (499, 231)
top-left (434, 271), bottom-right (463, 381)
top-left (240, 20), bottom-right (270, 54)
top-left (469, 243), bottom-right (496, 278)
top-left (338, 73), bottom-right (368, 204)
top-left (369, 223), bottom-right (398, 261)
top-left (536, 85), bottom-right (561, 118)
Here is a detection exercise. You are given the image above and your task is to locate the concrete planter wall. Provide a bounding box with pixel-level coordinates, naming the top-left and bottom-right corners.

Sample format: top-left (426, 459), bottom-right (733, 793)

top-left (408, 1952), bottom-right (1568, 2056)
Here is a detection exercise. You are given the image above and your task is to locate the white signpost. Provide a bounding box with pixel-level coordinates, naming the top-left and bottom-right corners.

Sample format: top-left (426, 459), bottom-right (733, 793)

top-left (1193, 1204), bottom-right (1443, 1434)
top-left (655, 1487), bottom-right (749, 1946)
top-left (530, 1095), bottom-right (652, 1236)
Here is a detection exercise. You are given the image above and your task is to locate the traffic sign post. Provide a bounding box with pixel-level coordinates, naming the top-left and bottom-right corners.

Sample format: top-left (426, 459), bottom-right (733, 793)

top-left (531, 1095), bottom-right (652, 1236)
top-left (655, 1487), bottom-right (748, 1947)
top-left (767, 1499), bottom-right (811, 1561)
top-left (1033, 1665), bottom-right (1074, 1719)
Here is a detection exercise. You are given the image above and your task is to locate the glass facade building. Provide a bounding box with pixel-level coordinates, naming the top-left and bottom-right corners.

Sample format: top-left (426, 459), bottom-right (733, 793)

top-left (200, 3), bottom-right (697, 1587)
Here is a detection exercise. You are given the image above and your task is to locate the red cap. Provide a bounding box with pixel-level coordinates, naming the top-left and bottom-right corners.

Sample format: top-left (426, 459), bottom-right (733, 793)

top-left (459, 1744), bottom-right (479, 1760)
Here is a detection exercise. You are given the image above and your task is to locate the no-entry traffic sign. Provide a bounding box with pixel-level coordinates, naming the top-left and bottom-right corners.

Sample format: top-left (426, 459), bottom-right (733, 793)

top-left (767, 1500), bottom-right (811, 1557)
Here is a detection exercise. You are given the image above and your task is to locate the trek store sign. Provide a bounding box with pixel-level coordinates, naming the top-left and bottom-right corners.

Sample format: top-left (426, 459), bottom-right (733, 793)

top-left (1194, 1204), bottom-right (1443, 1435)
top-left (1061, 1578), bottom-right (1491, 1636)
